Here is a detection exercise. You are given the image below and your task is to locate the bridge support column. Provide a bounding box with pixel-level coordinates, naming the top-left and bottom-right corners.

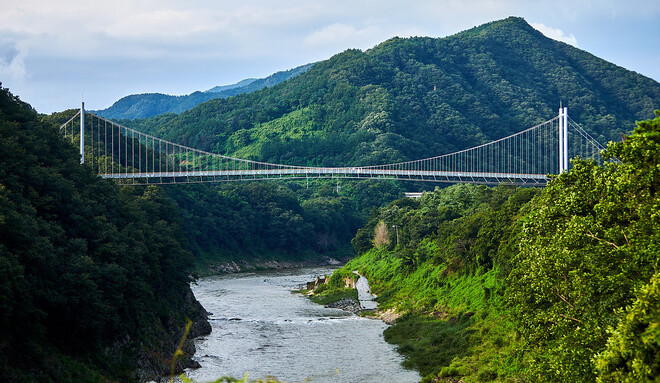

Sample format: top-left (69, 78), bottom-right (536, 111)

top-left (80, 102), bottom-right (85, 164)
top-left (563, 107), bottom-right (568, 171)
top-left (558, 107), bottom-right (568, 172)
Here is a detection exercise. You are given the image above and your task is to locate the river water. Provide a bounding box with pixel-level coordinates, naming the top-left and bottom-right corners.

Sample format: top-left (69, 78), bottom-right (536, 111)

top-left (185, 267), bottom-right (420, 383)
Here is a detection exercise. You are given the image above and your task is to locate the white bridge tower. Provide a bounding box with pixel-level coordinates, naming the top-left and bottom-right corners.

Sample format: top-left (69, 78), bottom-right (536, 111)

top-left (558, 106), bottom-right (568, 172)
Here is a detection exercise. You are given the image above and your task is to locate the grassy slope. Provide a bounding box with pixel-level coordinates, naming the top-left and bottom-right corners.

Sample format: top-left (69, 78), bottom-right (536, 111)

top-left (328, 113), bottom-right (660, 382)
top-left (341, 250), bottom-right (524, 382)
top-left (323, 184), bottom-right (538, 382)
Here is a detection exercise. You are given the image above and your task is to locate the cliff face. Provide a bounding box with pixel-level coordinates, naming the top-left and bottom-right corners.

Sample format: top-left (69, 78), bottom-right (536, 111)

top-left (134, 288), bottom-right (212, 382)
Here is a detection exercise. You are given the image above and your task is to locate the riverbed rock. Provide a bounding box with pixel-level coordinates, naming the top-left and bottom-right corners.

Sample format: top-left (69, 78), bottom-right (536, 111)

top-left (325, 298), bottom-right (362, 314)
top-left (130, 288), bottom-right (212, 382)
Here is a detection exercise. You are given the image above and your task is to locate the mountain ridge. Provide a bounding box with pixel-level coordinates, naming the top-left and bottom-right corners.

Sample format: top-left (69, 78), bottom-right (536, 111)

top-left (206, 78), bottom-right (257, 93)
top-left (125, 16), bottom-right (659, 167)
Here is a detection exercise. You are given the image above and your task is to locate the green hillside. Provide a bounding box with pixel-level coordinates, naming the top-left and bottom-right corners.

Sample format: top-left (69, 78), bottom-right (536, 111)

top-left (0, 85), bottom-right (209, 382)
top-left (126, 17), bottom-right (659, 167)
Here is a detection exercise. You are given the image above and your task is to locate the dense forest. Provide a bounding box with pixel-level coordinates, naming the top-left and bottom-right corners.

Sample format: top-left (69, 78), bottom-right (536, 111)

top-left (123, 17), bottom-right (659, 169)
top-left (1, 84), bottom-right (394, 381)
top-left (324, 112), bottom-right (660, 382)
top-left (161, 181), bottom-right (363, 270)
top-left (162, 177), bottom-right (409, 272)
top-left (94, 63), bottom-right (313, 120)
top-left (0, 85), bottom-right (211, 382)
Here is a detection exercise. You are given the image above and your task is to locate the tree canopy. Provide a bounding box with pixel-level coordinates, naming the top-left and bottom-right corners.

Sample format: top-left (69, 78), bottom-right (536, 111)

top-left (0, 85), bottom-right (205, 382)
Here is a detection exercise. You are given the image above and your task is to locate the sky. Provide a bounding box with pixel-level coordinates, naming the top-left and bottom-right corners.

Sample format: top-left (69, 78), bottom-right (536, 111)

top-left (1, 0), bottom-right (659, 114)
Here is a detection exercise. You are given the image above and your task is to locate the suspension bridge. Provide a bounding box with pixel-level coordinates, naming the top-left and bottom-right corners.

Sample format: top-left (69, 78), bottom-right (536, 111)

top-left (59, 104), bottom-right (607, 186)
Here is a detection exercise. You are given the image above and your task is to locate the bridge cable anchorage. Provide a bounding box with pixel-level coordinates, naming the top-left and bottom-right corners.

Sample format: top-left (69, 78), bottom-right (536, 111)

top-left (58, 106), bottom-right (608, 185)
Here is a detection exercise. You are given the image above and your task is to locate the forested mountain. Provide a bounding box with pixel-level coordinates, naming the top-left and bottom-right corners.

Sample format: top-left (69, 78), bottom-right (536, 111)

top-left (94, 63), bottom-right (313, 120)
top-left (125, 17), bottom-right (659, 168)
top-left (95, 92), bottom-right (221, 120)
top-left (0, 85), bottom-right (210, 382)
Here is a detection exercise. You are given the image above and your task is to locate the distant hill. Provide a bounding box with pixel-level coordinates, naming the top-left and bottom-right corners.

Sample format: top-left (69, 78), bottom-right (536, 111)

top-left (126, 17), bottom-right (660, 167)
top-left (93, 63), bottom-right (314, 120)
top-left (206, 78), bottom-right (257, 93)
top-left (206, 63), bottom-right (315, 95)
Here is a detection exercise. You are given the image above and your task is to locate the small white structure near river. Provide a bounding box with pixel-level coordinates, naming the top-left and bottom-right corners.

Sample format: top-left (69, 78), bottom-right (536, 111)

top-left (354, 271), bottom-right (378, 310)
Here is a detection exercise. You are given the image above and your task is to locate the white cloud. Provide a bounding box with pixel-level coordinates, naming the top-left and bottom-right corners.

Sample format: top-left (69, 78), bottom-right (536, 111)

top-left (0, 0), bottom-right (658, 113)
top-left (531, 23), bottom-right (578, 47)
top-left (304, 22), bottom-right (428, 53)
top-left (103, 9), bottom-right (219, 40)
top-left (0, 41), bottom-right (28, 81)
top-left (305, 23), bottom-right (382, 49)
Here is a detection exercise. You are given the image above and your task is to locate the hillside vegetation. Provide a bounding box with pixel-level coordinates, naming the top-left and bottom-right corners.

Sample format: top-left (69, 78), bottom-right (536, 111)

top-left (158, 173), bottom-right (409, 271)
top-left (328, 113), bottom-right (660, 382)
top-left (125, 17), bottom-right (659, 168)
top-left (161, 181), bottom-right (364, 270)
top-left (0, 85), bottom-right (209, 382)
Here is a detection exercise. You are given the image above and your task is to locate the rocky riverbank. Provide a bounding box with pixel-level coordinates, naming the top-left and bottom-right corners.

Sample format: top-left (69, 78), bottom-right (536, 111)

top-left (324, 298), bottom-right (402, 324)
top-left (310, 272), bottom-right (401, 323)
top-left (134, 288), bottom-right (212, 382)
top-left (200, 256), bottom-right (343, 275)
top-left (325, 298), bottom-right (363, 314)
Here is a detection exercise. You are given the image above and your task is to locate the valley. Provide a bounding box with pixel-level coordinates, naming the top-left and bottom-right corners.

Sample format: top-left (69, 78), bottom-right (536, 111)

top-left (0, 15), bottom-right (658, 383)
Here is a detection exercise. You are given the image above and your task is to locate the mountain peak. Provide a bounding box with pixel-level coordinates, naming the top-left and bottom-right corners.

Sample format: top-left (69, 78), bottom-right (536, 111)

top-left (127, 17), bottom-right (659, 168)
top-left (457, 16), bottom-right (542, 40)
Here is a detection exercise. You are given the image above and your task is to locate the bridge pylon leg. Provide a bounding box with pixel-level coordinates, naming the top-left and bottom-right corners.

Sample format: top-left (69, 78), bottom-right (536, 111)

top-left (558, 106), bottom-right (568, 172)
top-left (80, 102), bottom-right (85, 164)
top-left (563, 107), bottom-right (568, 171)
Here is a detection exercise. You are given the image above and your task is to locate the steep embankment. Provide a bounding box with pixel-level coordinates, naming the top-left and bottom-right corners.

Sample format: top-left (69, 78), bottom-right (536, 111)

top-left (327, 113), bottom-right (660, 382)
top-left (125, 17), bottom-right (659, 168)
top-left (0, 85), bottom-right (210, 382)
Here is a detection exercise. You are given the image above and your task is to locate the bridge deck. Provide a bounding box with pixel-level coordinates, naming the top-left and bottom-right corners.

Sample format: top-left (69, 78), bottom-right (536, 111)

top-left (100, 168), bottom-right (549, 185)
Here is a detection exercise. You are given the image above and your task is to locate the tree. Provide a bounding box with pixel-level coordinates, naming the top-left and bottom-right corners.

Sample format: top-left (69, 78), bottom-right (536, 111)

top-left (507, 111), bottom-right (660, 382)
top-left (594, 271), bottom-right (660, 382)
top-left (0, 85), bottom-right (204, 381)
top-left (373, 220), bottom-right (391, 248)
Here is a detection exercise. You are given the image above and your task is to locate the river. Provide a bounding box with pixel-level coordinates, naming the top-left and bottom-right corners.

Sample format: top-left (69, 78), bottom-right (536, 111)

top-left (185, 267), bottom-right (420, 383)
